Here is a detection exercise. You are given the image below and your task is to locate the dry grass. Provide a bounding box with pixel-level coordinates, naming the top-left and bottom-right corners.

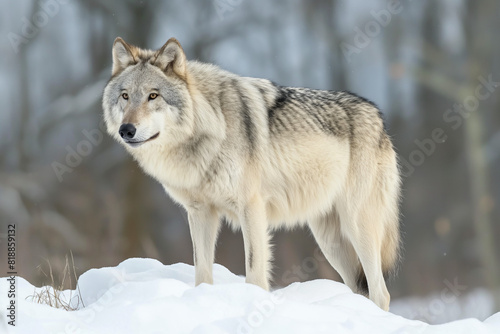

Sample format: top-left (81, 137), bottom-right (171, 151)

top-left (28, 251), bottom-right (85, 311)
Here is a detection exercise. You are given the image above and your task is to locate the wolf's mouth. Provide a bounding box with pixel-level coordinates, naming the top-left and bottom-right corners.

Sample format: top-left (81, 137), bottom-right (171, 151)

top-left (125, 132), bottom-right (160, 147)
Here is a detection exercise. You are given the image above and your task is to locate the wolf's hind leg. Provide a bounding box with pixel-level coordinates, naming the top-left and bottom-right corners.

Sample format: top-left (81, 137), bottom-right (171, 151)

top-left (240, 194), bottom-right (271, 290)
top-left (309, 209), bottom-right (359, 292)
top-left (339, 201), bottom-right (391, 311)
top-left (188, 207), bottom-right (221, 286)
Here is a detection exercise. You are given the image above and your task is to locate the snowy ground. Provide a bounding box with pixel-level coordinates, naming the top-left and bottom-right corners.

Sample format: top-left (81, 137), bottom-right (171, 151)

top-left (1, 258), bottom-right (499, 333)
top-left (391, 287), bottom-right (496, 325)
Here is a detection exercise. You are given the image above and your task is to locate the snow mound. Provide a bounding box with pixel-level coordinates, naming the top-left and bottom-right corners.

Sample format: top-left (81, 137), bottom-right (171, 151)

top-left (1, 258), bottom-right (499, 333)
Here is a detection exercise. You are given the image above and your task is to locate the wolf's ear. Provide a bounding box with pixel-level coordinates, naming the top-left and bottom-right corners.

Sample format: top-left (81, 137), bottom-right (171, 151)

top-left (153, 38), bottom-right (187, 80)
top-left (112, 37), bottom-right (136, 76)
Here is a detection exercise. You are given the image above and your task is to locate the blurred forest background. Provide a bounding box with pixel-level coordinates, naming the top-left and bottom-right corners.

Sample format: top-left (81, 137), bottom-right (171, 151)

top-left (1, 0), bottom-right (499, 323)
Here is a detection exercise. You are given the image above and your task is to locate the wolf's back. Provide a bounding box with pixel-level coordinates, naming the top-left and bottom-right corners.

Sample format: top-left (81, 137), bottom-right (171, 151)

top-left (264, 86), bottom-right (386, 147)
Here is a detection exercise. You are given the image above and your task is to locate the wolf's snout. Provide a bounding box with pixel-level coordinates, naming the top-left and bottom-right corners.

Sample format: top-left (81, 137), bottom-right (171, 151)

top-left (119, 123), bottom-right (136, 139)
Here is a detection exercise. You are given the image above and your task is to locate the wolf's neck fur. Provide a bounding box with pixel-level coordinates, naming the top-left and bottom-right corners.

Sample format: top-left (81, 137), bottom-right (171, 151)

top-left (136, 62), bottom-right (228, 191)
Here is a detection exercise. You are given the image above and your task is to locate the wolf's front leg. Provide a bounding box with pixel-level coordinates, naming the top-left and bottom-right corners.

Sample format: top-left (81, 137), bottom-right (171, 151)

top-left (241, 195), bottom-right (271, 290)
top-left (188, 207), bottom-right (221, 286)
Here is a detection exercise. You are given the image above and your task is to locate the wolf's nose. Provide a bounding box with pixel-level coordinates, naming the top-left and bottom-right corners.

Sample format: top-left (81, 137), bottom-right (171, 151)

top-left (119, 123), bottom-right (136, 139)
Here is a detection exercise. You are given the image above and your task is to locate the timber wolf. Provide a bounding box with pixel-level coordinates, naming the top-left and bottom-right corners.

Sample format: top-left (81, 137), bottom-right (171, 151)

top-left (102, 37), bottom-right (401, 311)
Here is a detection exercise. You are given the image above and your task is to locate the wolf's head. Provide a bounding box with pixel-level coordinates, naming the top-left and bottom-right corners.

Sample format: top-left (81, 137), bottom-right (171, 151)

top-left (103, 37), bottom-right (194, 150)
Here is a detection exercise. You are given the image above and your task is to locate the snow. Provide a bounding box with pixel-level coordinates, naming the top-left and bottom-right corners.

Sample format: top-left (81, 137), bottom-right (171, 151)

top-left (1, 258), bottom-right (499, 333)
top-left (391, 287), bottom-right (496, 324)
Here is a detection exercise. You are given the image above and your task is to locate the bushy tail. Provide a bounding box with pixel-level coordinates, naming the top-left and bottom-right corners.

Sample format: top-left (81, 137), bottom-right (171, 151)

top-left (380, 141), bottom-right (402, 280)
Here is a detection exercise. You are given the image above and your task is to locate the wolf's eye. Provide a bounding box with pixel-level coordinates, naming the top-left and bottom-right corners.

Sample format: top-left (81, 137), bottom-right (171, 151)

top-left (121, 93), bottom-right (129, 100)
top-left (149, 93), bottom-right (158, 100)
